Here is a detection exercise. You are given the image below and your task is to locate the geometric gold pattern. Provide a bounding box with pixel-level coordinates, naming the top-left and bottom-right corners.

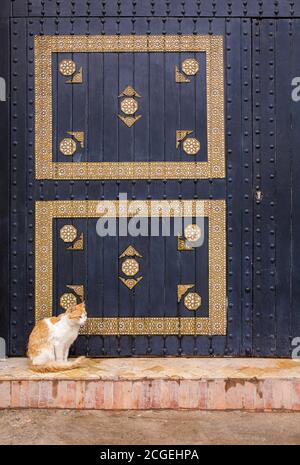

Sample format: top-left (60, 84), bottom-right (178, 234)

top-left (67, 131), bottom-right (85, 148)
top-left (67, 233), bottom-right (84, 251)
top-left (59, 59), bottom-right (76, 76)
top-left (35, 199), bottom-right (226, 335)
top-left (60, 224), bottom-right (77, 243)
top-left (59, 138), bottom-right (77, 156)
top-left (120, 97), bottom-right (139, 115)
top-left (176, 130), bottom-right (193, 149)
top-left (121, 258), bottom-right (140, 277)
top-left (119, 245), bottom-right (143, 290)
top-left (66, 67), bottom-right (83, 84)
top-left (183, 137), bottom-right (201, 155)
top-left (118, 86), bottom-right (141, 127)
top-left (60, 292), bottom-right (77, 310)
top-left (182, 58), bottom-right (199, 76)
top-left (35, 35), bottom-right (225, 180)
top-left (184, 224), bottom-right (202, 242)
top-left (175, 66), bottom-right (191, 83)
top-left (184, 292), bottom-right (202, 311)
top-left (177, 236), bottom-right (193, 251)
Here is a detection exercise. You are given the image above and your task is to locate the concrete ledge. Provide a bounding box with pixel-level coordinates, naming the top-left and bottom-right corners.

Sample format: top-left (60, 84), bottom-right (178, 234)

top-left (0, 358), bottom-right (300, 411)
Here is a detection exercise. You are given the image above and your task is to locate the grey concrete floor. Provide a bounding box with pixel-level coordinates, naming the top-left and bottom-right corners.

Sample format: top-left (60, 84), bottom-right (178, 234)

top-left (0, 409), bottom-right (299, 445)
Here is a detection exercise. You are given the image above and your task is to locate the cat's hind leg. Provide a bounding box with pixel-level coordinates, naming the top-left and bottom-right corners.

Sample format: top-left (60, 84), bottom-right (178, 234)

top-left (31, 345), bottom-right (55, 366)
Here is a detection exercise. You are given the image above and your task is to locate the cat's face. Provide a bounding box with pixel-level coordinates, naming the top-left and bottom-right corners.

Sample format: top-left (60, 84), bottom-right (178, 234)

top-left (67, 302), bottom-right (87, 327)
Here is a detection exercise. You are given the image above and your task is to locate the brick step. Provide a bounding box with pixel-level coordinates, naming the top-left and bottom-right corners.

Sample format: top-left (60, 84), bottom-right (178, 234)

top-left (1, 358), bottom-right (300, 410)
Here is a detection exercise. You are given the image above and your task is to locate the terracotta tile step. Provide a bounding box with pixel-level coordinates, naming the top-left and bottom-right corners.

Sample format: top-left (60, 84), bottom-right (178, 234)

top-left (0, 358), bottom-right (300, 411)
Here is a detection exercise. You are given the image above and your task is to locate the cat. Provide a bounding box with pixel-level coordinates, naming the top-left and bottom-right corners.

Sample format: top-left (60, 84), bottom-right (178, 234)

top-left (27, 302), bottom-right (87, 372)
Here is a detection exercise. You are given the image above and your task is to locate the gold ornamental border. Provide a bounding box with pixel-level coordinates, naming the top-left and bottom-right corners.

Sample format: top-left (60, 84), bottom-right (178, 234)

top-left (35, 200), bottom-right (226, 335)
top-left (35, 35), bottom-right (225, 180)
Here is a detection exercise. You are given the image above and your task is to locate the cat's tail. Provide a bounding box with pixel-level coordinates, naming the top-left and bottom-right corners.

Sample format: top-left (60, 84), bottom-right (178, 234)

top-left (29, 356), bottom-right (87, 373)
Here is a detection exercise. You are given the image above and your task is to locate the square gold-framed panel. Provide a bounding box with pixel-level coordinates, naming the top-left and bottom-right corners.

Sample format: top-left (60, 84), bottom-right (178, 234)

top-left (35, 35), bottom-right (225, 180)
top-left (35, 199), bottom-right (226, 335)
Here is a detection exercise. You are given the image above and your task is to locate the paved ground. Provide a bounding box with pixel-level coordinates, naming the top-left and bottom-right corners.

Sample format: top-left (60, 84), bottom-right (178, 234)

top-left (0, 410), bottom-right (300, 445)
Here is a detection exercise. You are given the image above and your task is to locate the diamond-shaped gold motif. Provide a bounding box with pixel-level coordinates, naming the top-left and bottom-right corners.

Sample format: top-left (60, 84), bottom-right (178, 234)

top-left (118, 115), bottom-right (142, 128)
top-left (119, 246), bottom-right (143, 258)
top-left (119, 277), bottom-right (143, 290)
top-left (119, 86), bottom-right (141, 98)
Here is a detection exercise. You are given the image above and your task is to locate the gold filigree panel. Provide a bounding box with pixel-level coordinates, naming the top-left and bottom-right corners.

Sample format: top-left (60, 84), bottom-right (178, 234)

top-left (35, 200), bottom-right (226, 335)
top-left (35, 35), bottom-right (225, 180)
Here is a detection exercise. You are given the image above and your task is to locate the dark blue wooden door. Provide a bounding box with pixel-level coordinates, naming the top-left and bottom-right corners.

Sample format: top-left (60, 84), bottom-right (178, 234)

top-left (32, 16), bottom-right (229, 357)
top-left (2, 1), bottom-right (300, 357)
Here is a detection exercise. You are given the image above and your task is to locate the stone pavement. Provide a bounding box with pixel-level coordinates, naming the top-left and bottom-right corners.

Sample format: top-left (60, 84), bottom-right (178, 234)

top-left (0, 409), bottom-right (300, 445)
top-left (1, 358), bottom-right (300, 410)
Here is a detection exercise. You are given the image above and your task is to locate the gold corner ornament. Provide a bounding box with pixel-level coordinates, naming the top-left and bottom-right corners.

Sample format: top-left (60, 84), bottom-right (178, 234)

top-left (59, 59), bottom-right (83, 84)
top-left (59, 132), bottom-right (84, 157)
top-left (67, 233), bottom-right (84, 251)
top-left (177, 284), bottom-right (194, 303)
top-left (175, 66), bottom-right (191, 83)
top-left (177, 236), bottom-right (193, 251)
top-left (67, 131), bottom-right (85, 148)
top-left (66, 285), bottom-right (84, 302)
top-left (176, 58), bottom-right (199, 83)
top-left (66, 66), bottom-right (83, 84)
top-left (176, 130), bottom-right (193, 149)
top-left (176, 130), bottom-right (200, 156)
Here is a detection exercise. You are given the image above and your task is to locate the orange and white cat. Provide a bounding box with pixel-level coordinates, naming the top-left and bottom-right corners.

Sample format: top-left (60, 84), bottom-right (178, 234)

top-left (27, 302), bottom-right (87, 372)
